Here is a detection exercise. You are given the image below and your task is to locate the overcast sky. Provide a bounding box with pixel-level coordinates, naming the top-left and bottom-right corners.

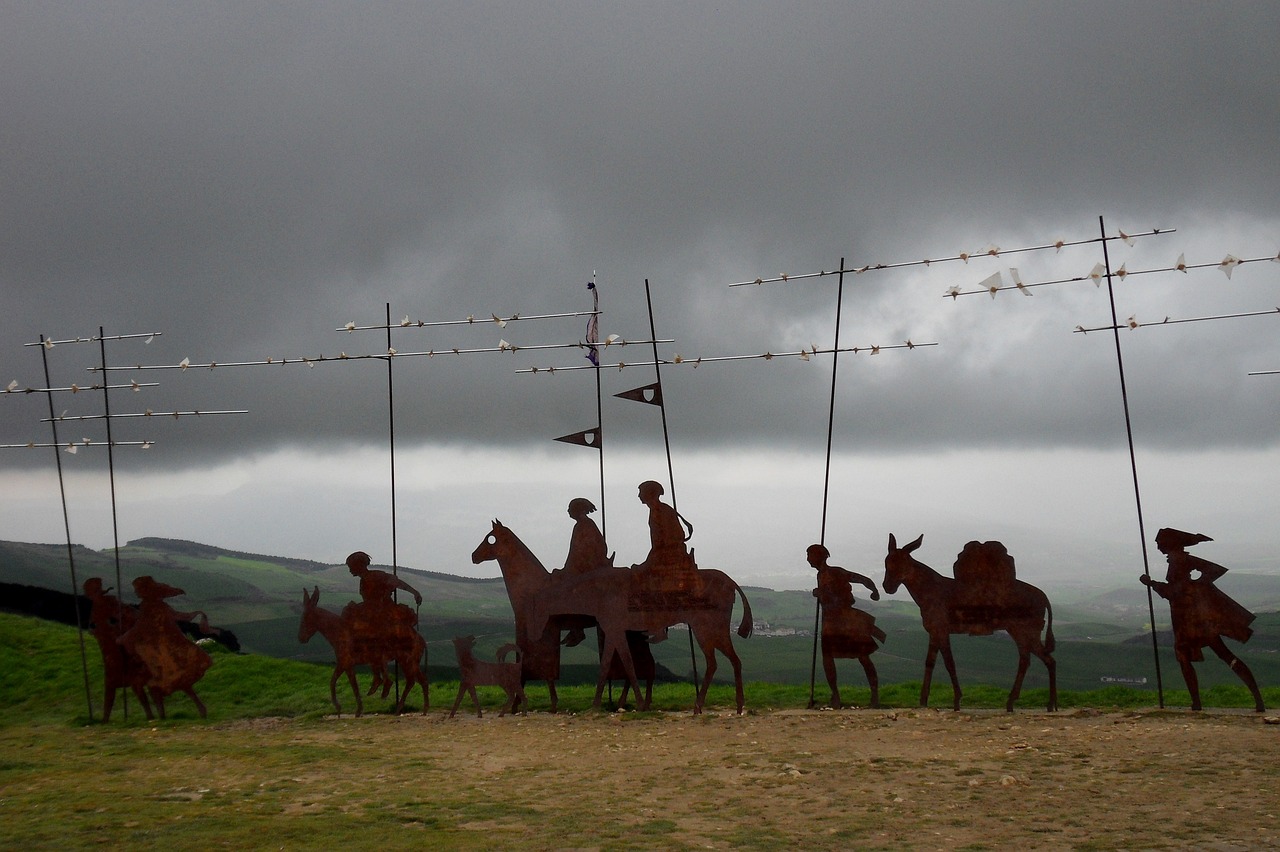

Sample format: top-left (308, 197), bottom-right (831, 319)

top-left (3, 2), bottom-right (1278, 594)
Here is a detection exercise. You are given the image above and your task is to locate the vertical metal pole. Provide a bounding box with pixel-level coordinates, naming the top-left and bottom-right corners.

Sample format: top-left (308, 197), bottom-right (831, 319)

top-left (98, 328), bottom-right (128, 718)
top-left (1098, 216), bottom-right (1164, 707)
top-left (809, 259), bottom-right (846, 709)
top-left (42, 336), bottom-right (95, 720)
top-left (591, 280), bottom-right (607, 542)
top-left (385, 303), bottom-right (403, 706)
top-left (642, 279), bottom-right (699, 685)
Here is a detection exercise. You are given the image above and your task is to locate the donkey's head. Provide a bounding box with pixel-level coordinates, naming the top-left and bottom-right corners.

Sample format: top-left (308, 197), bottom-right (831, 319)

top-left (883, 533), bottom-right (924, 595)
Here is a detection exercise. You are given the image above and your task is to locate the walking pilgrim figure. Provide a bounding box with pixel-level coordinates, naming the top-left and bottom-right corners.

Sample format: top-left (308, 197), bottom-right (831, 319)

top-left (1141, 528), bottom-right (1265, 712)
top-left (117, 576), bottom-right (221, 719)
top-left (807, 544), bottom-right (885, 709)
top-left (84, 577), bottom-right (154, 721)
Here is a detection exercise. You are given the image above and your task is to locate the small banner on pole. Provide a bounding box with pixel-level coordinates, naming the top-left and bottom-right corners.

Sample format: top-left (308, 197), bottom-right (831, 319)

top-left (554, 427), bottom-right (602, 449)
top-left (615, 383), bottom-right (663, 407)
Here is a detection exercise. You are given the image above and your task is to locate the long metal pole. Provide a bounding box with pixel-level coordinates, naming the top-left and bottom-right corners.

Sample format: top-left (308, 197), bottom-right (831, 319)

top-left (98, 327), bottom-right (128, 719)
top-left (642, 279), bottom-right (699, 685)
top-left (1099, 216), bottom-right (1164, 707)
top-left (386, 303), bottom-right (403, 707)
top-left (42, 335), bottom-right (95, 720)
top-left (809, 259), bottom-right (846, 708)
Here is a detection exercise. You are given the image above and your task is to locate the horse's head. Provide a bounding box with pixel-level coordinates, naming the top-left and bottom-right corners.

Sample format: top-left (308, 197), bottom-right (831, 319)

top-left (883, 533), bottom-right (924, 595)
top-left (297, 586), bottom-right (321, 643)
top-left (471, 519), bottom-right (506, 565)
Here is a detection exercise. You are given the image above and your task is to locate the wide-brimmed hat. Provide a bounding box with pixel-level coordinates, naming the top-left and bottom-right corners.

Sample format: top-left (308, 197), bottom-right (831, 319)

top-left (132, 575), bottom-right (184, 599)
top-left (1155, 528), bottom-right (1213, 549)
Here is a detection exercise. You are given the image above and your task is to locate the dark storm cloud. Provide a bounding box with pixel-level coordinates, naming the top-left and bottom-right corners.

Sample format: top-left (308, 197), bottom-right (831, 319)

top-left (3, 2), bottom-right (1278, 470)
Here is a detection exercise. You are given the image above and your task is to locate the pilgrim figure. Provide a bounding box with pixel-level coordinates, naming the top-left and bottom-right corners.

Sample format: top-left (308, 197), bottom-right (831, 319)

top-left (84, 577), bottom-right (153, 721)
top-left (558, 497), bottom-right (610, 647)
top-left (117, 576), bottom-right (217, 718)
top-left (1141, 528), bottom-right (1264, 712)
top-left (808, 544), bottom-right (885, 708)
top-left (631, 480), bottom-right (695, 578)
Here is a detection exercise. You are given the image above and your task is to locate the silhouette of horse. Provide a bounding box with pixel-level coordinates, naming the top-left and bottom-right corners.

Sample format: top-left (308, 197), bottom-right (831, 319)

top-left (297, 587), bottom-right (429, 716)
top-left (519, 536), bottom-right (754, 715)
top-left (883, 534), bottom-right (1056, 712)
top-left (472, 519), bottom-right (624, 712)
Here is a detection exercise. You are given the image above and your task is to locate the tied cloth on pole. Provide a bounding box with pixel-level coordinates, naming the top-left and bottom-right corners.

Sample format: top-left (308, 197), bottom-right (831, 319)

top-left (584, 281), bottom-right (600, 365)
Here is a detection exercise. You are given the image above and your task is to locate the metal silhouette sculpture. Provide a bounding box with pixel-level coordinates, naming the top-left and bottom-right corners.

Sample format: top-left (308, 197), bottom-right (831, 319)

top-left (1142, 528), bottom-right (1265, 712)
top-left (807, 544), bottom-right (885, 709)
top-left (297, 585), bottom-right (429, 716)
top-left (883, 534), bottom-right (1057, 712)
top-left (84, 577), bottom-right (154, 721)
top-left (448, 635), bottom-right (527, 718)
top-left (471, 518), bottom-right (656, 711)
top-left (521, 489), bottom-right (754, 714)
top-left (117, 576), bottom-right (219, 719)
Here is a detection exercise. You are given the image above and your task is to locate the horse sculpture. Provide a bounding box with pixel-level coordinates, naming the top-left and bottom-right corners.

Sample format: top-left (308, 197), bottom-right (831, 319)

top-left (521, 534), bottom-right (755, 715)
top-left (297, 587), bottom-right (429, 716)
top-left (883, 533), bottom-right (1057, 712)
top-left (471, 520), bottom-right (659, 711)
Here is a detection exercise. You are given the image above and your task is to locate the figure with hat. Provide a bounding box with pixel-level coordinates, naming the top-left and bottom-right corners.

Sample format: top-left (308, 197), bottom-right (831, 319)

top-left (1141, 528), bottom-right (1265, 712)
top-left (84, 577), bottom-right (154, 721)
top-left (556, 497), bottom-right (612, 647)
top-left (117, 576), bottom-right (220, 718)
top-left (807, 544), bottom-right (885, 708)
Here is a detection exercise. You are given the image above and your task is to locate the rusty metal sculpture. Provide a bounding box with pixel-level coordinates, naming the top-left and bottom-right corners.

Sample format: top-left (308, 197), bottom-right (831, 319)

top-left (83, 577), bottom-right (154, 721)
top-left (471, 517), bottom-right (601, 712)
top-left (807, 544), bottom-right (885, 709)
top-left (883, 534), bottom-right (1057, 712)
top-left (297, 585), bottom-right (429, 716)
top-left (116, 576), bottom-right (219, 719)
top-left (448, 635), bottom-right (527, 718)
top-left (510, 494), bottom-right (753, 713)
top-left (1142, 528), bottom-right (1265, 712)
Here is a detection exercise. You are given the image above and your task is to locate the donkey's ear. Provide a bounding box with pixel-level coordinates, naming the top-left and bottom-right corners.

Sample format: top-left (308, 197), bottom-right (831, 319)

top-left (906, 534), bottom-right (924, 552)
top-left (888, 533), bottom-right (898, 550)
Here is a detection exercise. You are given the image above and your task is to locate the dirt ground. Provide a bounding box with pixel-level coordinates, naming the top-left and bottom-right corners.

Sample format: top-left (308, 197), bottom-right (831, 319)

top-left (218, 706), bottom-right (1280, 849)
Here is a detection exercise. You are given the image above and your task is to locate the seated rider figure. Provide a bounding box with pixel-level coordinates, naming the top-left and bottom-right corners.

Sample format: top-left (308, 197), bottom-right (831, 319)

top-left (630, 480), bottom-right (695, 579)
top-left (342, 550), bottom-right (423, 648)
top-left (557, 497), bottom-right (611, 647)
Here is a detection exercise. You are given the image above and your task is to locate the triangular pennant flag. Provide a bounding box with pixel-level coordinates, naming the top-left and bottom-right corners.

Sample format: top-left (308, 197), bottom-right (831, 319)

top-left (554, 427), bottom-right (602, 449)
top-left (615, 383), bottom-right (663, 407)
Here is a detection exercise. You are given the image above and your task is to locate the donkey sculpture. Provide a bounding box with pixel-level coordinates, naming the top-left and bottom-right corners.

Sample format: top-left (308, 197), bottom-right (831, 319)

top-left (298, 587), bottom-right (429, 716)
top-left (883, 534), bottom-right (1056, 712)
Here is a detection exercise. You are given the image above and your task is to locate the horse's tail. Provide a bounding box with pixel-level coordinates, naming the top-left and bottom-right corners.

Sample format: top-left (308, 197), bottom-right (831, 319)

top-left (497, 642), bottom-right (522, 664)
top-left (1042, 593), bottom-right (1055, 654)
top-left (734, 582), bottom-right (754, 639)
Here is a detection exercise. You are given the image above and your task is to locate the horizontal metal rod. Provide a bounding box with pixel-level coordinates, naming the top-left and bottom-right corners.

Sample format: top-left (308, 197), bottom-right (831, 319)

top-left (1, 440), bottom-right (155, 450)
top-left (1074, 307), bottom-right (1280, 334)
top-left (22, 332), bottom-right (162, 347)
top-left (729, 228), bottom-right (1175, 287)
top-left (41, 410), bottom-right (248, 422)
top-left (518, 341), bottom-right (937, 373)
top-left (3, 381), bottom-right (160, 394)
top-left (1247, 370), bottom-right (1280, 376)
top-left (338, 309), bottom-right (599, 332)
top-left (947, 253), bottom-right (1279, 299)
top-left (89, 339), bottom-right (673, 371)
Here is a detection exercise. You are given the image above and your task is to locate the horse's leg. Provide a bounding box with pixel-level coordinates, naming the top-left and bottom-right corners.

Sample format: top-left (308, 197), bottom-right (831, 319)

top-left (859, 655), bottom-right (880, 709)
top-left (133, 685), bottom-right (155, 720)
top-left (185, 687), bottom-right (208, 719)
top-left (1007, 643), bottom-right (1031, 713)
top-left (920, 639), bottom-right (940, 708)
top-left (605, 628), bottom-right (644, 710)
top-left (718, 633), bottom-right (746, 715)
top-left (151, 688), bottom-right (167, 720)
top-left (546, 679), bottom-right (558, 714)
top-left (101, 686), bottom-right (117, 723)
top-left (938, 636), bottom-right (962, 711)
top-left (1040, 643), bottom-right (1058, 712)
top-left (468, 685), bottom-right (483, 717)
